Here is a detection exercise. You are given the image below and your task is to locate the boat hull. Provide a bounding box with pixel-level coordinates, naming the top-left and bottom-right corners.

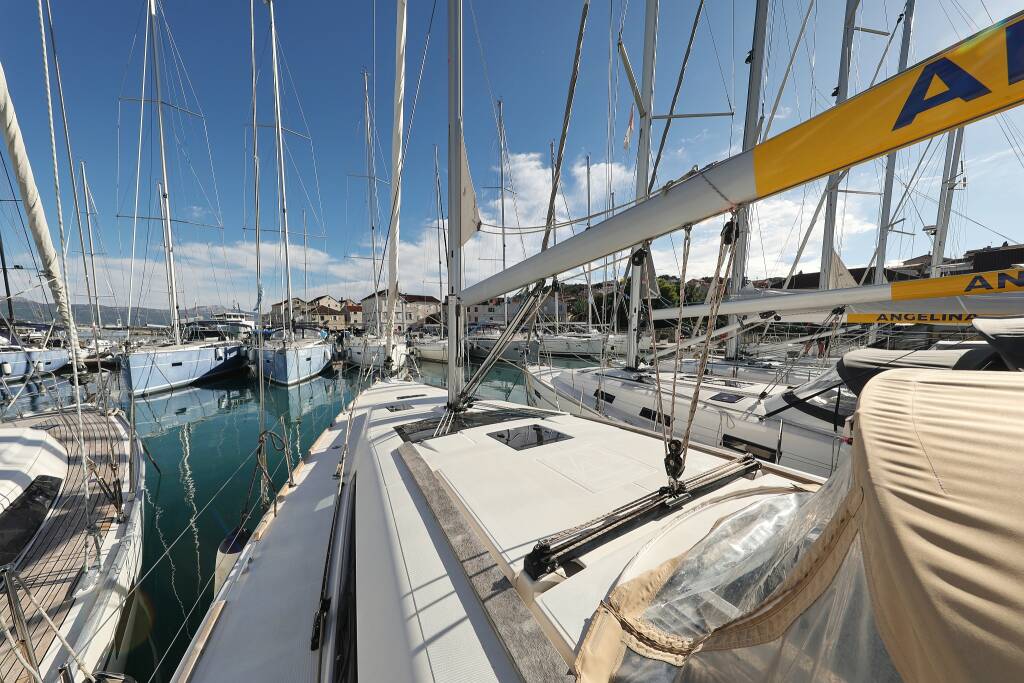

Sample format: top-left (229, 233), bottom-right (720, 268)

top-left (410, 340), bottom-right (447, 363)
top-left (121, 343), bottom-right (247, 396)
top-left (345, 339), bottom-right (409, 369)
top-left (259, 341), bottom-right (332, 386)
top-left (0, 348), bottom-right (70, 380)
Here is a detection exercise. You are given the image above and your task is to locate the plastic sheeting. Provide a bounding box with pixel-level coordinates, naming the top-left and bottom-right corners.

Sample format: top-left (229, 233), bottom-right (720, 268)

top-left (578, 368), bottom-right (1024, 683)
top-left (674, 539), bottom-right (899, 683)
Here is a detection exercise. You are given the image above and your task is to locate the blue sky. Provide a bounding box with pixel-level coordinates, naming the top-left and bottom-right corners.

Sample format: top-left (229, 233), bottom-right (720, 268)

top-left (1, 0), bottom-right (1022, 315)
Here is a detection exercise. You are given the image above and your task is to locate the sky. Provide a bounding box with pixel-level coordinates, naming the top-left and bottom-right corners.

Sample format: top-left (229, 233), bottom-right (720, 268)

top-left (1, 0), bottom-right (1023, 318)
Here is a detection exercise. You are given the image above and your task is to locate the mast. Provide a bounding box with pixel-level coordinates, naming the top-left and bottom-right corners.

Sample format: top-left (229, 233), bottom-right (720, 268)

top-left (268, 0), bottom-right (294, 342)
top-left (550, 140), bottom-right (559, 334)
top-left (624, 0), bottom-right (657, 368)
top-left (0, 225), bottom-right (15, 328)
top-left (81, 161), bottom-right (103, 329)
top-left (250, 0), bottom-right (266, 435)
top-left (150, 0), bottom-right (181, 344)
top-left (363, 72), bottom-right (381, 336)
top-left (433, 144), bottom-right (445, 338)
top-left (725, 0), bottom-right (768, 359)
top-left (586, 153), bottom-right (592, 331)
top-left (874, 0), bottom-right (916, 285)
top-left (302, 208), bottom-right (308, 307)
top-left (447, 0), bottom-right (464, 403)
top-left (385, 0), bottom-right (407, 356)
top-left (820, 0), bottom-right (860, 290)
top-left (930, 126), bottom-right (964, 277)
top-left (0, 59), bottom-right (81, 361)
top-left (497, 99), bottom-right (508, 327)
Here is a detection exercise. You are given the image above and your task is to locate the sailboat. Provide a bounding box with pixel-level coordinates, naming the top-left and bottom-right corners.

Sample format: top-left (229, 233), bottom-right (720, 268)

top-left (346, 2), bottom-right (410, 372)
top-left (120, 0), bottom-right (247, 396)
top-left (0, 50), bottom-right (145, 682)
top-left (253, 0), bottom-right (332, 386)
top-left (174, 6), bottom-right (1024, 682)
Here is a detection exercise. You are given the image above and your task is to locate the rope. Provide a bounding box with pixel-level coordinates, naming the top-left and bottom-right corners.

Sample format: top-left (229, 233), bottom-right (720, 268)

top-left (0, 619), bottom-right (42, 683)
top-left (541, 0), bottom-right (590, 252)
top-left (668, 226), bottom-right (693, 428)
top-left (674, 218), bottom-right (737, 484)
top-left (640, 246), bottom-right (671, 454)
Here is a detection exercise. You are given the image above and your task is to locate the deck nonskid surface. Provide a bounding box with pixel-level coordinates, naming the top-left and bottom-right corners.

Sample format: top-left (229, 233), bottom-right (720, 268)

top-left (0, 408), bottom-right (131, 682)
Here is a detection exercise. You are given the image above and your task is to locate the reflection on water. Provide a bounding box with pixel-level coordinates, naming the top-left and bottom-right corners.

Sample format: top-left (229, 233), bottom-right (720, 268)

top-left (124, 358), bottom-right (563, 681)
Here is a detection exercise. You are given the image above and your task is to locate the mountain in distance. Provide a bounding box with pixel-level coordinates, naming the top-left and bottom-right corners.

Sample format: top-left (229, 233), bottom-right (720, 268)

top-left (6, 297), bottom-right (245, 328)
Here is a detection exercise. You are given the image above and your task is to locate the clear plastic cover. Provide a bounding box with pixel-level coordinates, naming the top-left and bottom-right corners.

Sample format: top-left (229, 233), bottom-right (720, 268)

top-left (613, 538), bottom-right (899, 682)
top-left (674, 539), bottom-right (899, 682)
top-left (641, 459), bottom-right (852, 641)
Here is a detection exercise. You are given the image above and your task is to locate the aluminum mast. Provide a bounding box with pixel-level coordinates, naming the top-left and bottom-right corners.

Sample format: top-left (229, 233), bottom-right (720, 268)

top-left (930, 126), bottom-right (964, 277)
top-left (447, 0), bottom-right (465, 403)
top-left (268, 0), bottom-right (294, 342)
top-left (150, 0), bottom-right (181, 344)
top-left (624, 0), bottom-right (658, 368)
top-left (820, 0), bottom-right (861, 290)
top-left (385, 0), bottom-right (407, 358)
top-left (874, 0), bottom-right (917, 285)
top-left (725, 0), bottom-right (768, 358)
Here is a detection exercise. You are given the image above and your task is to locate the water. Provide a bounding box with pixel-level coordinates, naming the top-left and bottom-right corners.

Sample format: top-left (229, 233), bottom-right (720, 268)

top-left (121, 358), bottom-right (544, 682)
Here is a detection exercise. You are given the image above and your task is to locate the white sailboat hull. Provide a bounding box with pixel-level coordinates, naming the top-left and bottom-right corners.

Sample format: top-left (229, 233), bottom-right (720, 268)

top-left (121, 342), bottom-right (247, 396)
top-left (525, 364), bottom-right (846, 478)
top-left (258, 340), bottom-right (332, 386)
top-left (0, 347), bottom-right (70, 380)
top-left (410, 339), bottom-right (448, 362)
top-left (345, 338), bottom-right (408, 370)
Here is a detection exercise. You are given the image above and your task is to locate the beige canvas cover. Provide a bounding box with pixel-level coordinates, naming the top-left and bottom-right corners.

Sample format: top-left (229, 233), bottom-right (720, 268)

top-left (855, 368), bottom-right (1024, 682)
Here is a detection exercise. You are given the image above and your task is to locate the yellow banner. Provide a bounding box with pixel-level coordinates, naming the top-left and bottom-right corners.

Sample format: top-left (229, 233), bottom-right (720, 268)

top-left (754, 11), bottom-right (1024, 196)
top-left (848, 313), bottom-right (980, 325)
top-left (891, 269), bottom-right (1024, 300)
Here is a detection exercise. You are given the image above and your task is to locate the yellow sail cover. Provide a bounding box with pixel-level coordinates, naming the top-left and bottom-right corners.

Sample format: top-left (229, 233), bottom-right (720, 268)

top-left (755, 11), bottom-right (1024, 196)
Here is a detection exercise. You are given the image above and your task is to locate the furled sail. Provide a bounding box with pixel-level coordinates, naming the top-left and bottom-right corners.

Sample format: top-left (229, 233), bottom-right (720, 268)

top-left (0, 60), bottom-right (82, 364)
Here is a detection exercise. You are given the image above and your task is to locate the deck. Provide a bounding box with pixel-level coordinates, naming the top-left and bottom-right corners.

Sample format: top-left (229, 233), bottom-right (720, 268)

top-left (0, 407), bottom-right (132, 682)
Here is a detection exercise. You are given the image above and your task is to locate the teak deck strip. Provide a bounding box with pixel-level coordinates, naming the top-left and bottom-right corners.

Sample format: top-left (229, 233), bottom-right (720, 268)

top-left (0, 408), bottom-right (130, 682)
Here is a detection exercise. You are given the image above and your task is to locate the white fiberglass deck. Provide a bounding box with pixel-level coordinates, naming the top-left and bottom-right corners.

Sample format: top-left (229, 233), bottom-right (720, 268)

top-left (176, 379), bottom-right (819, 682)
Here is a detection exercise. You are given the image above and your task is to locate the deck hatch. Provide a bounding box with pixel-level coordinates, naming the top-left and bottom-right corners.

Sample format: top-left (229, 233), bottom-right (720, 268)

top-left (593, 389), bottom-right (616, 404)
top-left (487, 424), bottom-right (572, 451)
top-left (394, 407), bottom-right (556, 443)
top-left (709, 392), bottom-right (744, 403)
top-left (385, 403), bottom-right (413, 412)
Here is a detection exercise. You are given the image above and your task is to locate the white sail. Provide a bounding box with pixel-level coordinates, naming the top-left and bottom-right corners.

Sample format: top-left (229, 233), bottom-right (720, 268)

top-left (459, 131), bottom-right (482, 246)
top-left (0, 59), bottom-right (82, 364)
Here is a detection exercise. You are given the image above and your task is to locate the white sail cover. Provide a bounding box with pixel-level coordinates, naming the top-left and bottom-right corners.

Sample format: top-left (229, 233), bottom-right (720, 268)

top-left (459, 129), bottom-right (482, 245)
top-left (0, 60), bottom-right (82, 363)
top-left (576, 368), bottom-right (1024, 682)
